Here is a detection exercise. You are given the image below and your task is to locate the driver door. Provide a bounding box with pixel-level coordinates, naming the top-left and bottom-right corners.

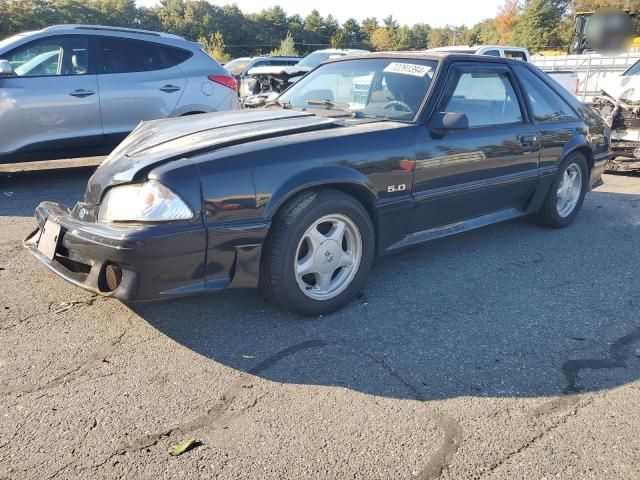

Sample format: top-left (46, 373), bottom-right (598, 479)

top-left (0, 35), bottom-right (102, 159)
top-left (411, 62), bottom-right (540, 233)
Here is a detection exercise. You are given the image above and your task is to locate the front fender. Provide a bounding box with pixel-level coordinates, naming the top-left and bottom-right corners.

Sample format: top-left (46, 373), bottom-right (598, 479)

top-left (261, 165), bottom-right (376, 220)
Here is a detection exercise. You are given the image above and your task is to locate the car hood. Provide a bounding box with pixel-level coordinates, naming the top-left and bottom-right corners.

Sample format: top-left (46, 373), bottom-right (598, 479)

top-left (247, 65), bottom-right (310, 77)
top-left (85, 109), bottom-right (340, 204)
top-left (600, 74), bottom-right (640, 102)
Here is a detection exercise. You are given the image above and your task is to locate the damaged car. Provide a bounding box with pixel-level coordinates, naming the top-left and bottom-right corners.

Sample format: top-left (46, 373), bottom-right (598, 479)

top-left (25, 53), bottom-right (610, 316)
top-left (593, 60), bottom-right (640, 169)
top-left (243, 48), bottom-right (368, 107)
top-left (224, 55), bottom-right (301, 98)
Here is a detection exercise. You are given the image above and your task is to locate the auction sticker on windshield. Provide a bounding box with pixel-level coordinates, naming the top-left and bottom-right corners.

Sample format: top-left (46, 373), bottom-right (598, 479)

top-left (383, 62), bottom-right (432, 77)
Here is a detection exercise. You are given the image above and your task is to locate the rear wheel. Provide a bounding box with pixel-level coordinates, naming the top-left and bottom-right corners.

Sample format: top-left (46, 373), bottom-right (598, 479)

top-left (532, 152), bottom-right (588, 228)
top-left (261, 189), bottom-right (375, 316)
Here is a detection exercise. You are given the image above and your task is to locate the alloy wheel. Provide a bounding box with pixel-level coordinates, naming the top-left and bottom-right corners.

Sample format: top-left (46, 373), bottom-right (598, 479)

top-left (556, 163), bottom-right (583, 218)
top-left (294, 214), bottom-right (363, 301)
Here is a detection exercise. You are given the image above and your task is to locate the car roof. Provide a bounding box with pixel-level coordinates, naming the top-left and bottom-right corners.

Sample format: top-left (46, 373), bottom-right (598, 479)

top-left (0, 24), bottom-right (201, 52)
top-left (251, 56), bottom-right (300, 60)
top-left (322, 51), bottom-right (516, 65)
top-left (42, 24), bottom-right (185, 39)
top-left (312, 48), bottom-right (369, 54)
top-left (427, 46), bottom-right (480, 53)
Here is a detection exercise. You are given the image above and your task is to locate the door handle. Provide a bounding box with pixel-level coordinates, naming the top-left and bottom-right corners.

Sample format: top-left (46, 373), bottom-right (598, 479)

top-left (160, 84), bottom-right (181, 93)
top-left (518, 134), bottom-right (538, 146)
top-left (68, 89), bottom-right (95, 98)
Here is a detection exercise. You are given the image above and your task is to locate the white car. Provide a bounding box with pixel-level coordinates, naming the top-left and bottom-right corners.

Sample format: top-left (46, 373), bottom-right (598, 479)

top-left (427, 45), bottom-right (579, 96)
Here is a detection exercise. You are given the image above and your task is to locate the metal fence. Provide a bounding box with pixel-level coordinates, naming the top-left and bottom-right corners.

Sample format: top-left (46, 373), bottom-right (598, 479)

top-left (532, 53), bottom-right (640, 102)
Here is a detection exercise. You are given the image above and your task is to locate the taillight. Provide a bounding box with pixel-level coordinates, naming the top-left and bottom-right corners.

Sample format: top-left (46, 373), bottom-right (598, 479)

top-left (208, 74), bottom-right (238, 92)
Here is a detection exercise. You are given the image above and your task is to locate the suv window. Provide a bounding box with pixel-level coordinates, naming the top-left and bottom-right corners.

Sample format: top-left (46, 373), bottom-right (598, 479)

top-left (513, 65), bottom-right (578, 123)
top-left (100, 37), bottom-right (177, 74)
top-left (4, 36), bottom-right (89, 77)
top-left (483, 50), bottom-right (500, 57)
top-left (504, 50), bottom-right (527, 61)
top-left (441, 70), bottom-right (523, 127)
top-left (162, 46), bottom-right (192, 67)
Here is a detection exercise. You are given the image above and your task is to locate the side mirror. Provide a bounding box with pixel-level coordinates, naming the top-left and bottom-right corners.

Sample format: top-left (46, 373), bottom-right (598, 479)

top-left (430, 111), bottom-right (469, 132)
top-left (0, 59), bottom-right (14, 77)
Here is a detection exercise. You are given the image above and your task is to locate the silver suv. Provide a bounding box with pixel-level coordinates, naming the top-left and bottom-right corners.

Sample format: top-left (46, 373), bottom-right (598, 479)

top-left (0, 25), bottom-right (241, 163)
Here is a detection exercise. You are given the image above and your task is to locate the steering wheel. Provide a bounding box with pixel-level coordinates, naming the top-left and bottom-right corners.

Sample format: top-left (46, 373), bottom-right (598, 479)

top-left (383, 100), bottom-right (412, 112)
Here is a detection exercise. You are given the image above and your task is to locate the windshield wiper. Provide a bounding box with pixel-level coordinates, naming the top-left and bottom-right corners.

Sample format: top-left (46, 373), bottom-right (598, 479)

top-left (306, 98), bottom-right (362, 118)
top-left (265, 98), bottom-right (291, 109)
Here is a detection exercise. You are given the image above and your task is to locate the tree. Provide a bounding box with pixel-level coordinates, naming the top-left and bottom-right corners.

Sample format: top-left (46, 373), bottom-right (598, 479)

top-left (341, 18), bottom-right (363, 47)
top-left (199, 31), bottom-right (231, 64)
top-left (495, 0), bottom-right (520, 44)
top-left (428, 27), bottom-right (454, 48)
top-left (324, 14), bottom-right (340, 44)
top-left (469, 18), bottom-right (500, 45)
top-left (410, 23), bottom-right (431, 50)
top-left (512, 0), bottom-right (564, 51)
top-left (370, 27), bottom-right (392, 51)
top-left (393, 26), bottom-right (416, 50)
top-left (270, 32), bottom-right (298, 56)
top-left (331, 29), bottom-right (346, 48)
top-left (302, 9), bottom-right (326, 47)
top-left (360, 17), bottom-right (379, 41)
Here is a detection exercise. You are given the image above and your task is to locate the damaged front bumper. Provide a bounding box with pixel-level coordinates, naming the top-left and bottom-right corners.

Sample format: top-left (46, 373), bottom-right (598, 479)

top-left (24, 201), bottom-right (209, 301)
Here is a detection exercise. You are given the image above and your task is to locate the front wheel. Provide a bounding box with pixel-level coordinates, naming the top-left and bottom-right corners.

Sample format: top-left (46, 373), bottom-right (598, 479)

top-left (532, 152), bottom-right (588, 228)
top-left (260, 189), bottom-right (375, 316)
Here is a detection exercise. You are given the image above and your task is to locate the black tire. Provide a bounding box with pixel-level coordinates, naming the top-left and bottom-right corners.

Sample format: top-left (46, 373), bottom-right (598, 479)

top-left (532, 152), bottom-right (589, 228)
top-left (260, 189), bottom-right (375, 316)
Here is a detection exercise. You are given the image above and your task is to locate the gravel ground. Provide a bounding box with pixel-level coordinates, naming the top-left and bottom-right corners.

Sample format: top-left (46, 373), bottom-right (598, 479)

top-left (0, 169), bottom-right (639, 479)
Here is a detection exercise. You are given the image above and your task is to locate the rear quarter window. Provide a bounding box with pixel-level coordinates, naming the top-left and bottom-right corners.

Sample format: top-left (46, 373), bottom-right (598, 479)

top-left (512, 65), bottom-right (578, 123)
top-left (162, 46), bottom-right (192, 67)
top-left (99, 37), bottom-right (189, 74)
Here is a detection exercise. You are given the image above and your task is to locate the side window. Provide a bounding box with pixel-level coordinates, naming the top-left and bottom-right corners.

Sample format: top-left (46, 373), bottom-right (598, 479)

top-left (513, 65), bottom-right (578, 123)
top-left (483, 50), bottom-right (500, 57)
top-left (504, 50), bottom-right (527, 61)
top-left (4, 36), bottom-right (88, 77)
top-left (100, 37), bottom-right (164, 74)
top-left (441, 70), bottom-right (523, 127)
top-left (161, 46), bottom-right (192, 67)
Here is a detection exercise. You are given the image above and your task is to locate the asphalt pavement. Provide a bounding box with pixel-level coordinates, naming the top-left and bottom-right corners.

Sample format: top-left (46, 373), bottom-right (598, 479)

top-left (1, 169), bottom-right (639, 479)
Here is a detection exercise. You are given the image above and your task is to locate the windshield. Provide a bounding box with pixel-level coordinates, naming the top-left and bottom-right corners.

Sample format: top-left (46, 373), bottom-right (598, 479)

top-left (0, 34), bottom-right (26, 52)
top-left (224, 58), bottom-right (250, 75)
top-left (624, 60), bottom-right (640, 76)
top-left (297, 52), bottom-right (343, 69)
top-left (279, 58), bottom-right (437, 121)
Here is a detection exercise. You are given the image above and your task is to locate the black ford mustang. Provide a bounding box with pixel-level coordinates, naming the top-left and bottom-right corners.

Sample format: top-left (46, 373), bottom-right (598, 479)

top-left (25, 53), bottom-right (611, 315)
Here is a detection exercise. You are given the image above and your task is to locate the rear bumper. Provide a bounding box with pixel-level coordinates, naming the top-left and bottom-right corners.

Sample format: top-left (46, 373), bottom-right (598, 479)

top-left (24, 201), bottom-right (209, 301)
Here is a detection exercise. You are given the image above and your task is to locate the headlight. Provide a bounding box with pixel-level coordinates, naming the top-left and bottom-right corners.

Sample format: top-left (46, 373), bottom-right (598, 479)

top-left (98, 180), bottom-right (194, 222)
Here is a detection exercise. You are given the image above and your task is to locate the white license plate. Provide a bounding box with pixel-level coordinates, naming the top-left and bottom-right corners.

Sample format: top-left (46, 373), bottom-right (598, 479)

top-left (37, 220), bottom-right (61, 260)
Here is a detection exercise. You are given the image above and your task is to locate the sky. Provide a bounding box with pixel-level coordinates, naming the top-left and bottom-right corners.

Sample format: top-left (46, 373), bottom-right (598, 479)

top-left (135, 0), bottom-right (504, 28)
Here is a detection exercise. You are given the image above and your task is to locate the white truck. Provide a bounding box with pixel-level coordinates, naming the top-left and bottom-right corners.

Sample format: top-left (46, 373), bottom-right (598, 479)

top-left (427, 45), bottom-right (579, 96)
